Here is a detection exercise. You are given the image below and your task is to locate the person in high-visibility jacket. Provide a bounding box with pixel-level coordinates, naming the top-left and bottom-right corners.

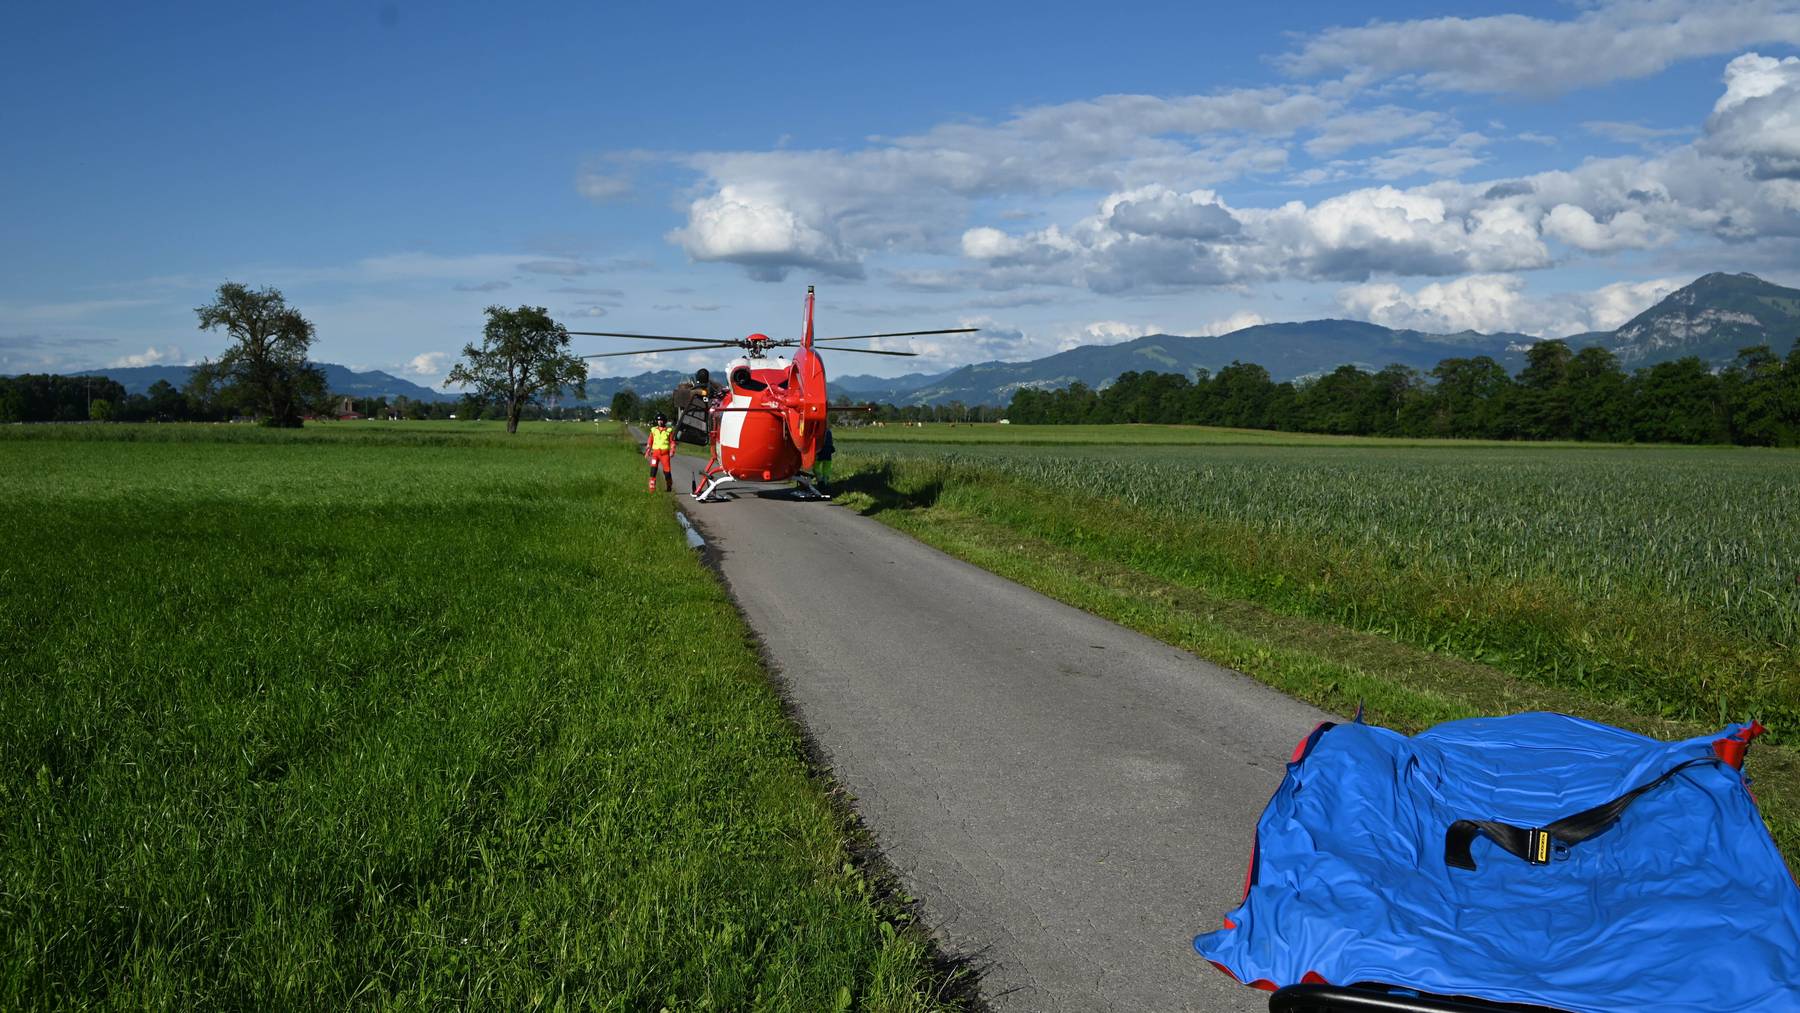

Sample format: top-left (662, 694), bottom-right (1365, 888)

top-left (645, 414), bottom-right (675, 492)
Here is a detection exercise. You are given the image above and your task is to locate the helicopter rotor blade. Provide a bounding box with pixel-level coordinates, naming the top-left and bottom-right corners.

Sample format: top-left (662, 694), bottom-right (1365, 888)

top-left (566, 331), bottom-right (730, 344)
top-left (808, 346), bottom-right (919, 357)
top-left (814, 328), bottom-right (979, 341)
top-left (580, 343), bottom-right (741, 358)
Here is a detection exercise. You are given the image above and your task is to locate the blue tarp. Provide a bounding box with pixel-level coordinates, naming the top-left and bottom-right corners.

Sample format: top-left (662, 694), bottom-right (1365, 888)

top-left (1194, 713), bottom-right (1800, 1012)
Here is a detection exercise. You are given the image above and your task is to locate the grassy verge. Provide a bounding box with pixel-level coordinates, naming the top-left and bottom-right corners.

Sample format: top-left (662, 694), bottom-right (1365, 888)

top-left (830, 454), bottom-right (1799, 872)
top-left (0, 422), bottom-right (966, 1010)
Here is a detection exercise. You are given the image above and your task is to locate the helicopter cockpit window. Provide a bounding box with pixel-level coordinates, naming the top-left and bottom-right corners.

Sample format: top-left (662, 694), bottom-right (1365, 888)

top-left (730, 366), bottom-right (767, 392)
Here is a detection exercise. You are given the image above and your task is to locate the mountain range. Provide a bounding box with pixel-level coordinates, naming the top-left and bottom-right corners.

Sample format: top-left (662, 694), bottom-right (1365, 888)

top-left (46, 273), bottom-right (1800, 409)
top-left (67, 362), bottom-right (458, 403)
top-left (823, 272), bottom-right (1800, 406)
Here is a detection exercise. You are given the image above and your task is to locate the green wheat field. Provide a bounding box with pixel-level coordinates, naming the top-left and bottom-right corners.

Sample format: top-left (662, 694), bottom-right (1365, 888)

top-left (835, 423), bottom-right (1800, 862)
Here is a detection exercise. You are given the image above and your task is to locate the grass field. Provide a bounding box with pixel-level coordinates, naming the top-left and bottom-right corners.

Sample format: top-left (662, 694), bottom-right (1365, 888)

top-left (841, 422), bottom-right (1610, 449)
top-left (832, 423), bottom-right (1800, 864)
top-left (0, 421), bottom-right (960, 1010)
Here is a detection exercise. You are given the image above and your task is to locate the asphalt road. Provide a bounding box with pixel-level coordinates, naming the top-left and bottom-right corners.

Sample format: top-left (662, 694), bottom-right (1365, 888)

top-left (670, 459), bottom-right (1329, 1012)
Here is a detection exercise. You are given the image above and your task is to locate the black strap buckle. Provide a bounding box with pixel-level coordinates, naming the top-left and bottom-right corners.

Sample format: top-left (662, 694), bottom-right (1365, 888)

top-left (1523, 828), bottom-right (1552, 865)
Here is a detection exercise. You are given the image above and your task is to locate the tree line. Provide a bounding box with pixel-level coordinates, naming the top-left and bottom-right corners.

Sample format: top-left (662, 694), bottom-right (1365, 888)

top-left (3, 283), bottom-right (590, 431)
top-left (607, 386), bottom-right (1006, 427)
top-left (1003, 341), bottom-right (1800, 446)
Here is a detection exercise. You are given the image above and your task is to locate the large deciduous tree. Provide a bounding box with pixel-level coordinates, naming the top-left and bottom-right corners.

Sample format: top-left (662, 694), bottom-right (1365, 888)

top-left (609, 389), bottom-right (641, 422)
top-left (447, 306), bottom-right (587, 434)
top-left (191, 283), bottom-right (328, 427)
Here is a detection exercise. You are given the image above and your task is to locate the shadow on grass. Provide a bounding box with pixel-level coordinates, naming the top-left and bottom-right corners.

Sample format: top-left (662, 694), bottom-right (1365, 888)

top-left (833, 463), bottom-right (944, 516)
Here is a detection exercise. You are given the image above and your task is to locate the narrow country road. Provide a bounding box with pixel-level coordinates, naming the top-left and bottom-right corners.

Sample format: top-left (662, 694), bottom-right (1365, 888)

top-left (670, 458), bottom-right (1329, 1012)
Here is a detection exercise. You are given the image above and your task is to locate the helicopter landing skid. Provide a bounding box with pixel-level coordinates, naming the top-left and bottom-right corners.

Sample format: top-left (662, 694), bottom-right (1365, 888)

top-left (792, 473), bottom-right (831, 501)
top-left (692, 472), bottom-right (736, 503)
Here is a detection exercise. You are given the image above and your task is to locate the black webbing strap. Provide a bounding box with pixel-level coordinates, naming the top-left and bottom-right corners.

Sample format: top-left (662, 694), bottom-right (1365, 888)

top-left (1444, 757), bottom-right (1719, 871)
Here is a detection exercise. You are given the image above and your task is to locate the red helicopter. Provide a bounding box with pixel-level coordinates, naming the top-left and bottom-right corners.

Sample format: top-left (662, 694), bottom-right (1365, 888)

top-left (574, 286), bottom-right (974, 502)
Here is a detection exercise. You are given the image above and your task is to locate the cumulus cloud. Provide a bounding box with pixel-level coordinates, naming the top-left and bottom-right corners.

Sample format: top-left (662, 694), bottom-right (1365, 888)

top-left (659, 84), bottom-right (1335, 280)
top-left (1104, 187), bottom-right (1242, 240)
top-left (670, 186), bottom-right (863, 281)
top-left (1060, 320), bottom-right (1160, 350)
top-left (403, 351), bottom-right (454, 381)
top-left (1283, 0), bottom-right (1800, 96)
top-left (1540, 203), bottom-right (1667, 251)
top-left (109, 344), bottom-right (184, 368)
top-left (1706, 53), bottom-right (1800, 177)
top-left (1581, 278), bottom-right (1690, 330)
top-left (632, 29), bottom-right (1800, 306)
top-left (941, 50), bottom-right (1800, 296)
top-left (1194, 310), bottom-right (1268, 336)
top-left (1336, 274), bottom-right (1685, 337)
top-left (967, 183), bottom-right (1559, 292)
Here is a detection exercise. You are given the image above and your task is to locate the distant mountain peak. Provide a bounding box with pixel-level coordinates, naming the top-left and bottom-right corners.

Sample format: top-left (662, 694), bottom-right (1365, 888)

top-left (1608, 272), bottom-right (1800, 364)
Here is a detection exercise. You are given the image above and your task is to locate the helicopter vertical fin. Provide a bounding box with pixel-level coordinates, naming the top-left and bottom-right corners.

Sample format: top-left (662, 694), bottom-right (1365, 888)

top-left (803, 284), bottom-right (814, 349)
top-left (789, 284), bottom-right (827, 468)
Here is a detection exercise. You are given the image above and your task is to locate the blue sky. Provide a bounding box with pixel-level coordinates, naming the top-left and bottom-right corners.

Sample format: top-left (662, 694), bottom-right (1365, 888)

top-left (4, 0), bottom-right (1799, 383)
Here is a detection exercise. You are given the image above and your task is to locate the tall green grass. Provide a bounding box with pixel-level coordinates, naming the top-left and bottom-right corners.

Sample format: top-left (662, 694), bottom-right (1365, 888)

top-left (1, 422), bottom-right (957, 1010)
top-left (837, 436), bottom-right (1800, 736)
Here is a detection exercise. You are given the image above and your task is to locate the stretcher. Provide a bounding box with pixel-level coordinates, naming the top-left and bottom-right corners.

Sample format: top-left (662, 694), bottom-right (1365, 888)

top-left (1195, 712), bottom-right (1800, 1012)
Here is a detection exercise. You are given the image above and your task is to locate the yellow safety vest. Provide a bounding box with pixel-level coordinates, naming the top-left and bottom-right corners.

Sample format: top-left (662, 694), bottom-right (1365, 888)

top-left (648, 426), bottom-right (673, 451)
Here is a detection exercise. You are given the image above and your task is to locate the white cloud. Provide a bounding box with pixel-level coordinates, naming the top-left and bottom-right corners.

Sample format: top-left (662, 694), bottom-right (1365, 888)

top-left (1060, 320), bottom-right (1159, 350)
top-left (648, 38), bottom-right (1800, 289)
top-left (1283, 1), bottom-right (1800, 96)
top-left (108, 344), bottom-right (184, 368)
top-left (1335, 274), bottom-right (1686, 337)
top-left (1234, 184), bottom-right (1546, 279)
top-left (403, 351), bottom-right (453, 381)
top-left (1363, 132), bottom-right (1489, 180)
top-left (1338, 275), bottom-right (1534, 334)
top-left (1540, 203), bottom-right (1667, 251)
top-left (1580, 277), bottom-right (1689, 330)
top-left (670, 186), bottom-right (862, 281)
top-left (1706, 53), bottom-right (1800, 177)
top-left (1304, 106), bottom-right (1442, 157)
top-left (1194, 310), bottom-right (1268, 336)
top-left (943, 51), bottom-right (1800, 296)
top-left (1103, 187), bottom-right (1242, 240)
top-left (658, 84), bottom-right (1333, 280)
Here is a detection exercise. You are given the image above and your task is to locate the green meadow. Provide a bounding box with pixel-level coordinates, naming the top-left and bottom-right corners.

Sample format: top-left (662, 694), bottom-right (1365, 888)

top-left (833, 423), bottom-right (1800, 864)
top-left (0, 422), bottom-right (960, 1010)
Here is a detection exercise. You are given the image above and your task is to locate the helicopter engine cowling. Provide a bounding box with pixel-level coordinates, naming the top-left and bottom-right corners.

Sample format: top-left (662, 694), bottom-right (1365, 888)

top-left (717, 356), bottom-right (801, 482)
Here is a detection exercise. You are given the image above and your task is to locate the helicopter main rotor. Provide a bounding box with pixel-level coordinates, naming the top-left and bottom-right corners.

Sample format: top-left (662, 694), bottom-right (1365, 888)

top-left (569, 327), bottom-right (977, 360)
